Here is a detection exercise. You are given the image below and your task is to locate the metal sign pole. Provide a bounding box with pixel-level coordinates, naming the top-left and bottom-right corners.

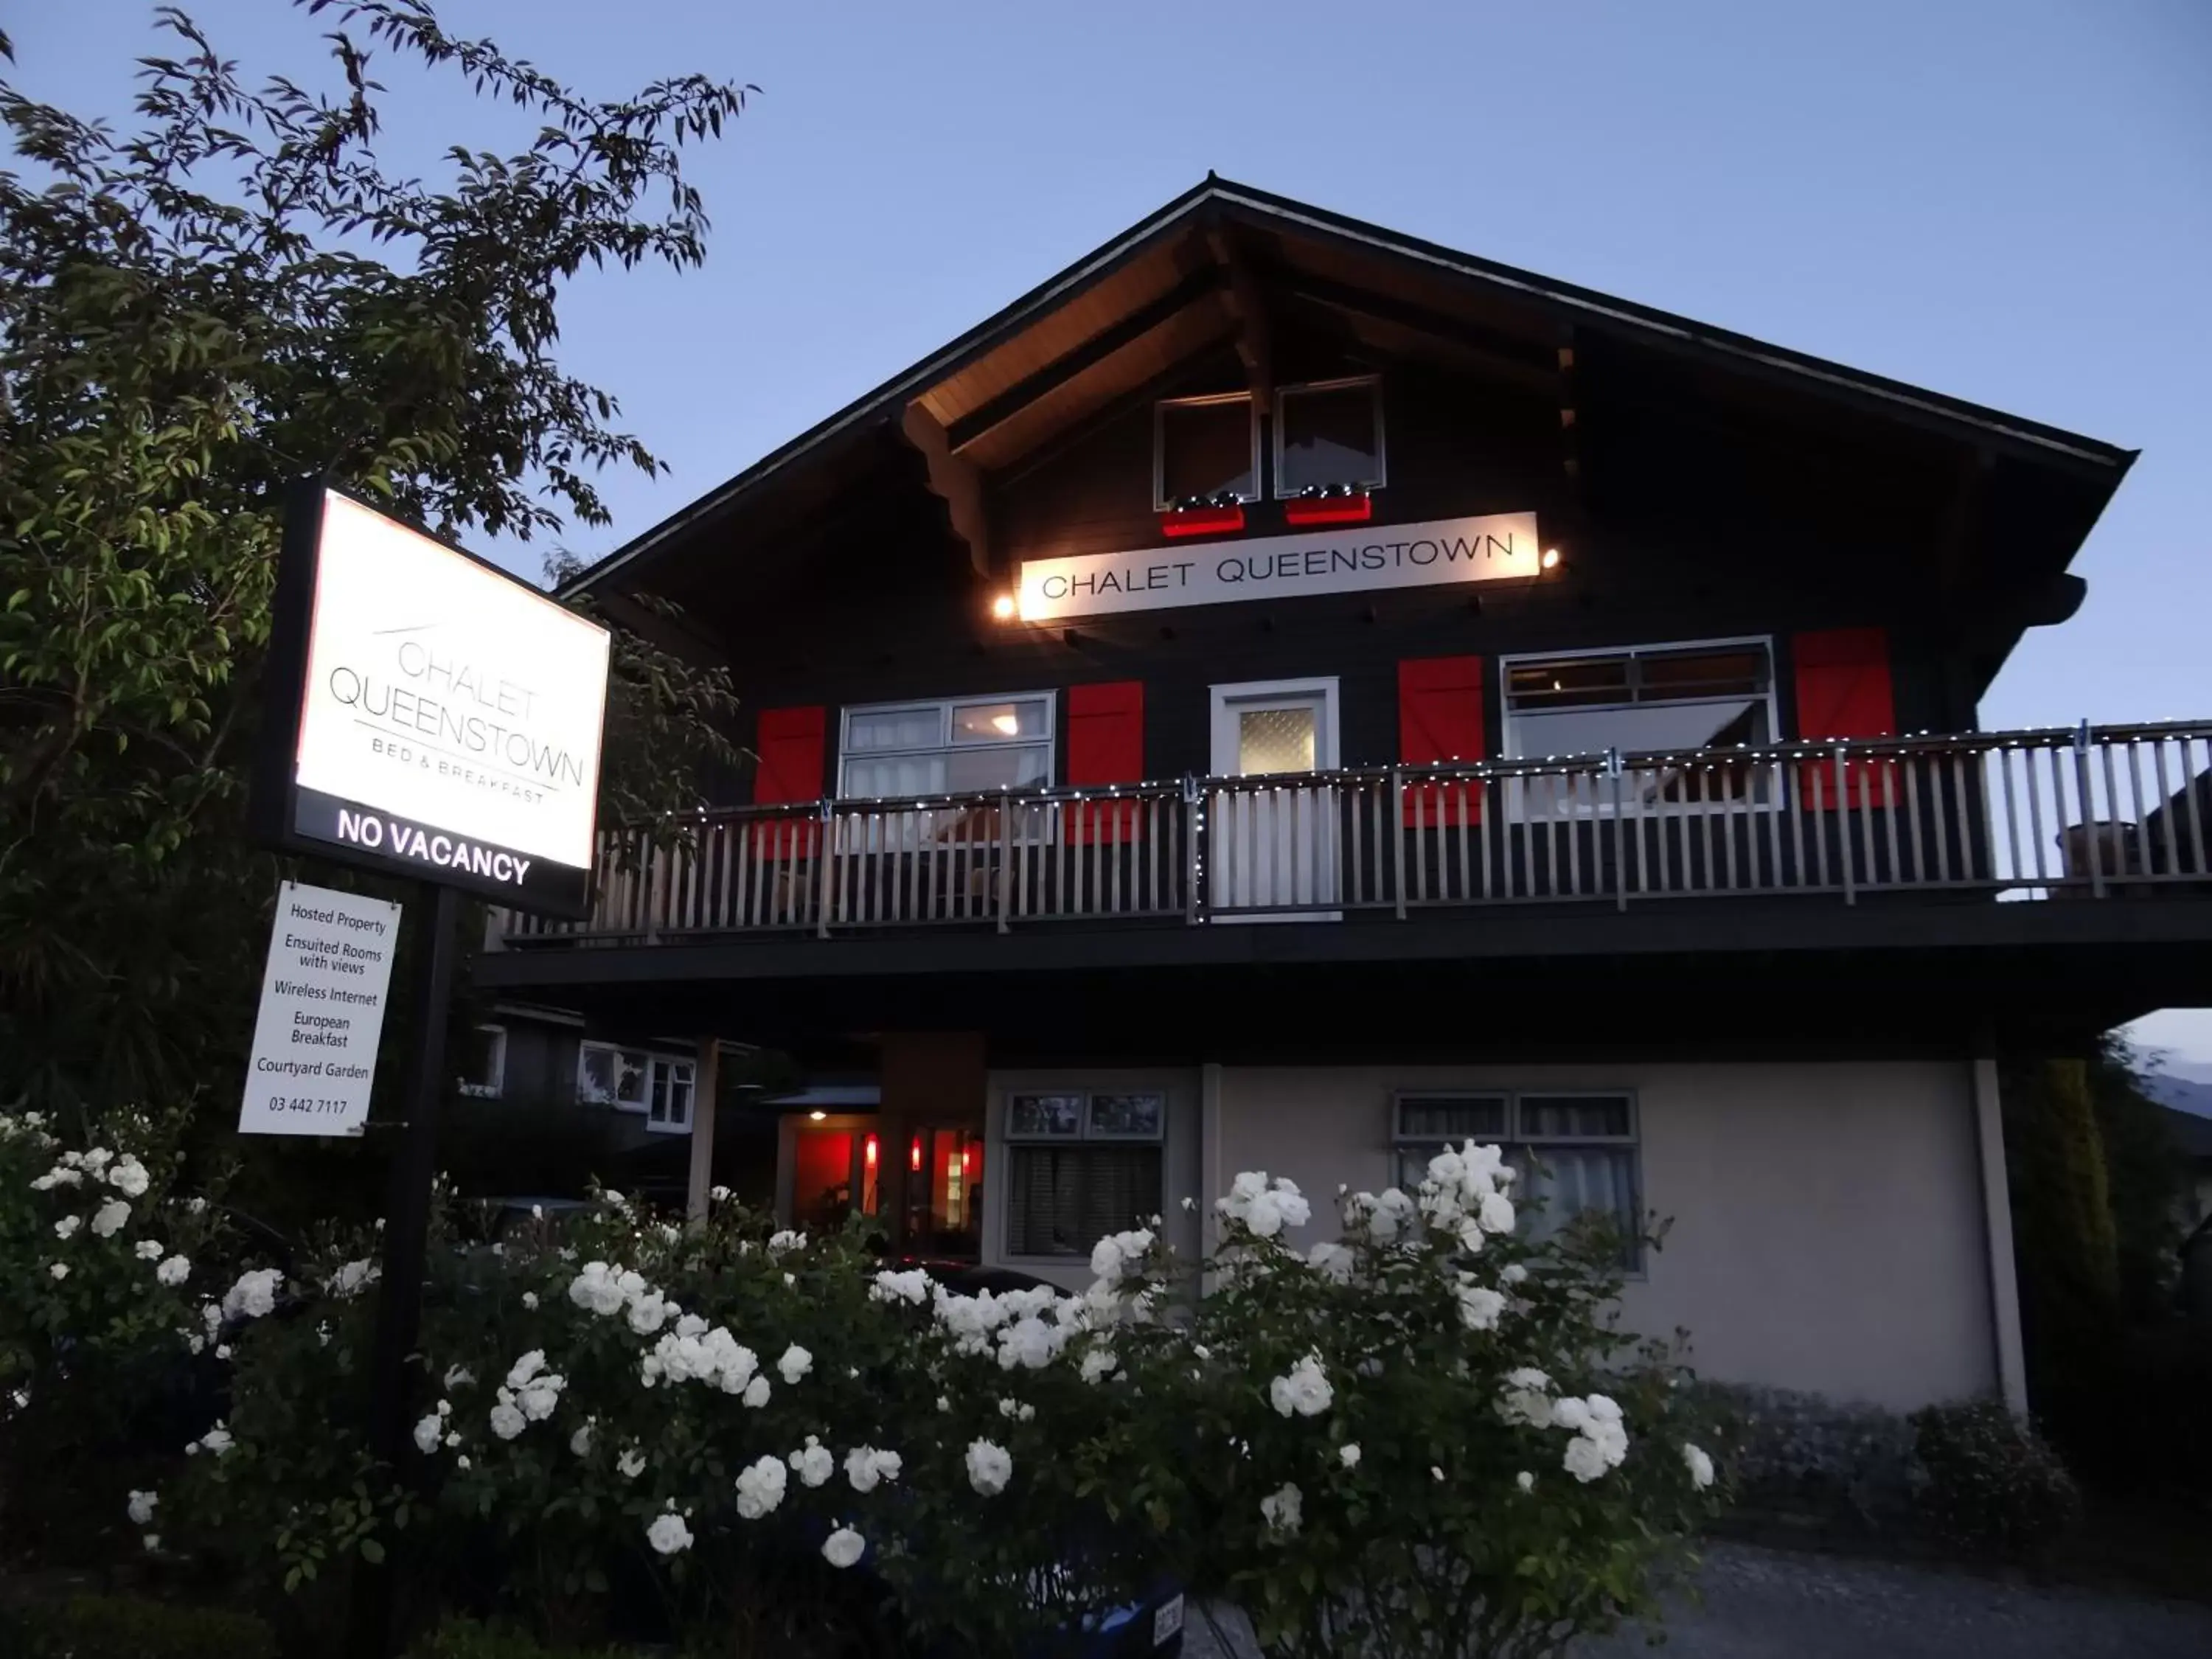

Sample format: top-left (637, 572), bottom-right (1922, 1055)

top-left (348, 880), bottom-right (462, 1659)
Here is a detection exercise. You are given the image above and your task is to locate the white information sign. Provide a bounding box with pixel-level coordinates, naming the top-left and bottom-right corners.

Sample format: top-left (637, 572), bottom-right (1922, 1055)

top-left (1016, 511), bottom-right (1541, 622)
top-left (237, 880), bottom-right (403, 1138)
top-left (279, 489), bottom-right (611, 914)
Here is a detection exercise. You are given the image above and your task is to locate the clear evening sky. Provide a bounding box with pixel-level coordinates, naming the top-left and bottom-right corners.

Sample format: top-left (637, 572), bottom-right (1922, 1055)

top-left (16, 1), bottom-right (2212, 1061)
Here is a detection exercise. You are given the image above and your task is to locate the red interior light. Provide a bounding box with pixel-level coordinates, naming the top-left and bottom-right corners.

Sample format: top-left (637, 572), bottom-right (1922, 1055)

top-left (1160, 503), bottom-right (1246, 538)
top-left (909, 1135), bottom-right (923, 1173)
top-left (1284, 493), bottom-right (1373, 527)
top-left (863, 1133), bottom-right (878, 1169)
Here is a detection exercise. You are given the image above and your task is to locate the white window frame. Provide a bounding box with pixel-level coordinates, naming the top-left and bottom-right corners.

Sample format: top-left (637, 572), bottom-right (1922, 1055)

top-left (1153, 391), bottom-right (1261, 510)
top-left (1272, 374), bottom-right (1386, 498)
top-left (645, 1056), bottom-right (696, 1137)
top-left (458, 1023), bottom-right (507, 1099)
top-left (1001, 1087), bottom-right (1167, 1260)
top-left (835, 692), bottom-right (1057, 803)
top-left (1392, 1089), bottom-right (1642, 1269)
top-left (577, 1040), bottom-right (695, 1135)
top-left (1498, 635), bottom-right (1781, 819)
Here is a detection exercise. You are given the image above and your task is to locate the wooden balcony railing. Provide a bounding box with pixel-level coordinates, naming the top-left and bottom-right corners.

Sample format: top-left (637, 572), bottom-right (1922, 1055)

top-left (497, 720), bottom-right (2212, 947)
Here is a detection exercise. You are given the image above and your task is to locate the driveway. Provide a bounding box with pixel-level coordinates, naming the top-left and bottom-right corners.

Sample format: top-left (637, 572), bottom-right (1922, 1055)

top-left (1180, 1541), bottom-right (2212, 1658)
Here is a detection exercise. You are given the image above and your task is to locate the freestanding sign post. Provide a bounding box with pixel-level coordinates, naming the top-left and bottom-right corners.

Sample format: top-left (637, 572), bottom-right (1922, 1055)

top-left (250, 481), bottom-right (611, 1659)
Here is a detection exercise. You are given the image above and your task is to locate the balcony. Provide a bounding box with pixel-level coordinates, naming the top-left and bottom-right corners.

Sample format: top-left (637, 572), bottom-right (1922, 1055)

top-left (499, 721), bottom-right (2212, 950)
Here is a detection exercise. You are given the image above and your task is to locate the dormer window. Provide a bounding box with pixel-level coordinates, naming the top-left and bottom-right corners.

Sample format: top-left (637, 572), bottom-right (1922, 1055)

top-left (1154, 392), bottom-right (1258, 510)
top-left (1276, 375), bottom-right (1385, 497)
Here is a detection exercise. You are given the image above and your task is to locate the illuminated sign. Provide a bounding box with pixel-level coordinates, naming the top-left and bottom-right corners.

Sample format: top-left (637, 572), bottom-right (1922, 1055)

top-left (254, 487), bottom-right (612, 917)
top-left (1017, 511), bottom-right (1540, 622)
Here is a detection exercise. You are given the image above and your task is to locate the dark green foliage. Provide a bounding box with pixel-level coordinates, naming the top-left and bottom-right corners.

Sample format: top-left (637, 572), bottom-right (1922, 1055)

top-left (405, 1616), bottom-right (635, 1659)
top-left (0, 2), bottom-right (745, 1129)
top-left (7, 1593), bottom-right (277, 1659)
top-left (1909, 1399), bottom-right (2080, 1562)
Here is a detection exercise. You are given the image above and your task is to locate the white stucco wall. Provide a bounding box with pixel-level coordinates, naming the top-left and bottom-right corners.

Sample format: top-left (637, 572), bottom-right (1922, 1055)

top-left (1214, 1061), bottom-right (1996, 1411)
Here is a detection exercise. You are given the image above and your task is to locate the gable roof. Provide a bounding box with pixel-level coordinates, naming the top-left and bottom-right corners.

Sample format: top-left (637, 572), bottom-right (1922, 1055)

top-left (566, 174), bottom-right (2133, 600)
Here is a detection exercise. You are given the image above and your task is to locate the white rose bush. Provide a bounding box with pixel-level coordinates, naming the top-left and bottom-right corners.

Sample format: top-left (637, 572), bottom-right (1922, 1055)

top-left (3, 1106), bottom-right (1725, 1658)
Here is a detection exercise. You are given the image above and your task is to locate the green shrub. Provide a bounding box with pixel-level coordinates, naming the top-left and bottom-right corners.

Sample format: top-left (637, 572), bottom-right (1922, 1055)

top-left (12, 1593), bottom-right (276, 1659)
top-left (1691, 1382), bottom-right (1916, 1531)
top-left (406, 1616), bottom-right (632, 1659)
top-left (1910, 1399), bottom-right (2080, 1560)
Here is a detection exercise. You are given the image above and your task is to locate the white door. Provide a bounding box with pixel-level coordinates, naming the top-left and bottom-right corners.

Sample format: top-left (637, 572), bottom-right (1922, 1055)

top-left (1209, 678), bottom-right (1340, 917)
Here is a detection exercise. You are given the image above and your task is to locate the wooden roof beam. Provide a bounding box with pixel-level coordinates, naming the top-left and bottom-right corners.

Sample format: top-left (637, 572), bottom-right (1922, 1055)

top-left (1207, 226), bottom-right (1274, 413)
top-left (900, 403), bottom-right (992, 577)
top-left (1277, 271), bottom-right (1561, 394)
top-left (945, 263), bottom-right (1225, 454)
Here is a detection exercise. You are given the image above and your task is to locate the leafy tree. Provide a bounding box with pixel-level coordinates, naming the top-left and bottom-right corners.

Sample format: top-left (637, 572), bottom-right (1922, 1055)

top-left (0, 3), bottom-right (745, 1118)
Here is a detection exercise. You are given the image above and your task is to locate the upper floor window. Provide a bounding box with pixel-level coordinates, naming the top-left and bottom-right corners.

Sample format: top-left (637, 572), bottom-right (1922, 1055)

top-left (1155, 393), bottom-right (1258, 509)
top-left (1502, 639), bottom-right (1775, 814)
top-left (839, 695), bottom-right (1054, 800)
top-left (1275, 375), bottom-right (1385, 497)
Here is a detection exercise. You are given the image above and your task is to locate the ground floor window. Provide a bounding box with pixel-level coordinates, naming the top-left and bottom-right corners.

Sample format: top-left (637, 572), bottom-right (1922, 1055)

top-left (1393, 1091), bottom-right (1640, 1265)
top-left (459, 1024), bottom-right (506, 1098)
top-left (1002, 1090), bottom-right (1164, 1257)
top-left (577, 1042), bottom-right (695, 1135)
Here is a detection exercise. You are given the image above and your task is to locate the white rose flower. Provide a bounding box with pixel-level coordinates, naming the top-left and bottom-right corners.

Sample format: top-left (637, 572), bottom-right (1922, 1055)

top-left (53, 1216), bottom-right (82, 1240)
top-left (48, 1262), bottom-right (68, 1281)
top-left (789, 1437), bottom-right (835, 1488)
top-left (646, 1512), bottom-right (692, 1556)
top-left (488, 1399), bottom-right (526, 1441)
top-left (198, 1423), bottom-right (234, 1457)
top-left (507, 1350), bottom-right (548, 1390)
top-left (1338, 1443), bottom-right (1362, 1469)
top-left (1306, 1241), bottom-right (1354, 1283)
top-left (1551, 1397), bottom-right (1592, 1433)
top-left (1079, 1347), bottom-right (1119, 1385)
top-left (1478, 1192), bottom-right (1516, 1235)
top-left (964, 1438), bottom-right (1012, 1497)
top-left (108, 1155), bottom-right (150, 1197)
top-left (844, 1445), bottom-right (902, 1492)
top-left (1563, 1436), bottom-right (1610, 1483)
top-left (821, 1526), bottom-right (865, 1570)
top-left (154, 1255), bottom-right (189, 1286)
top-left (570, 1423), bottom-right (594, 1457)
top-left (326, 1259), bottom-right (380, 1298)
top-left (127, 1490), bottom-right (158, 1526)
top-left (518, 1374), bottom-right (564, 1421)
top-left (740, 1375), bottom-right (771, 1408)
top-left (221, 1268), bottom-right (283, 1322)
top-left (1267, 1354), bottom-right (1333, 1419)
top-left (412, 1414), bottom-right (445, 1455)
top-left (1455, 1279), bottom-right (1506, 1332)
top-left (768, 1229), bottom-right (806, 1254)
top-left (1683, 1443), bottom-right (1715, 1490)
top-left (734, 1454), bottom-right (788, 1519)
top-left (776, 1344), bottom-right (813, 1385)
top-left (616, 1448), bottom-right (646, 1481)
top-left (627, 1290), bottom-right (671, 1335)
top-left (142, 1534), bottom-right (161, 1552)
top-left (134, 1239), bottom-right (163, 1261)
top-left (1500, 1263), bottom-right (1529, 1285)
top-left (521, 1292), bottom-right (539, 1311)
top-left (1517, 1470), bottom-right (1535, 1492)
top-left (443, 1365), bottom-right (475, 1391)
top-left (90, 1198), bottom-right (131, 1239)
top-left (869, 1268), bottom-right (930, 1306)
top-left (1259, 1482), bottom-right (1302, 1535)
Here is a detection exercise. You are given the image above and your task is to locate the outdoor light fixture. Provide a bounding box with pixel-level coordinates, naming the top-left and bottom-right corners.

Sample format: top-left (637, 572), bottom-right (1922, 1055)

top-left (1161, 488), bottom-right (1247, 538)
top-left (808, 1109), bottom-right (827, 1121)
top-left (990, 712), bottom-right (1020, 736)
top-left (1282, 482), bottom-right (1373, 527)
top-left (1541, 546), bottom-right (1562, 571)
top-left (991, 594), bottom-right (1017, 621)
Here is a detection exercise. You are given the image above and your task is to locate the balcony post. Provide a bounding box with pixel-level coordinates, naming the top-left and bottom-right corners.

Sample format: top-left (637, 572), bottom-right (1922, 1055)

top-left (1183, 774), bottom-right (1203, 925)
top-left (996, 787), bottom-right (1012, 934)
top-left (1835, 745), bottom-right (1854, 905)
top-left (1391, 767), bottom-right (1408, 919)
top-left (2073, 720), bottom-right (2104, 899)
top-left (1607, 748), bottom-right (1627, 912)
top-left (815, 799), bottom-right (835, 940)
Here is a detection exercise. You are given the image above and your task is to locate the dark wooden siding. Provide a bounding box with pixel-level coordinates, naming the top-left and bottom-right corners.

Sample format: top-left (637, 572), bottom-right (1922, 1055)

top-left (681, 341), bottom-right (1979, 803)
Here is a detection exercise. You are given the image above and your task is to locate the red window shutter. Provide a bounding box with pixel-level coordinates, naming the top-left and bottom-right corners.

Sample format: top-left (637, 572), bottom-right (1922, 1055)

top-left (1792, 629), bottom-right (1896, 809)
top-left (1065, 681), bottom-right (1144, 844)
top-left (752, 705), bottom-right (825, 853)
top-left (1399, 656), bottom-right (1486, 827)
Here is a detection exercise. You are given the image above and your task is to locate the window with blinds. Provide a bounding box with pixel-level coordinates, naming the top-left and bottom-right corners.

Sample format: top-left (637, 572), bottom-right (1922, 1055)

top-left (1002, 1090), bottom-right (1166, 1259)
top-left (1392, 1091), bottom-right (1641, 1267)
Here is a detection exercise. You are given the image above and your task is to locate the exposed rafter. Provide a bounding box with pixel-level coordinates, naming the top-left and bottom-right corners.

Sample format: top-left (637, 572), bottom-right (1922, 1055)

top-left (1207, 226), bottom-right (1273, 413)
top-left (1276, 270), bottom-right (1559, 394)
top-left (945, 264), bottom-right (1225, 454)
top-left (900, 403), bottom-right (992, 576)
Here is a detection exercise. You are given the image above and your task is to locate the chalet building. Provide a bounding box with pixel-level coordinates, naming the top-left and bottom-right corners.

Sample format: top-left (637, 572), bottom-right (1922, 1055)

top-left (475, 178), bottom-right (2212, 1413)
